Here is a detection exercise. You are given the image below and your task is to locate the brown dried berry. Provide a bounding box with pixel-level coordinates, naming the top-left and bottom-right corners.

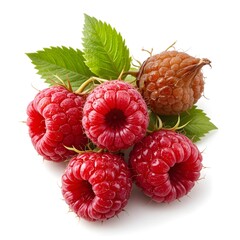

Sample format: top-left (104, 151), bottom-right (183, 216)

top-left (137, 50), bottom-right (211, 115)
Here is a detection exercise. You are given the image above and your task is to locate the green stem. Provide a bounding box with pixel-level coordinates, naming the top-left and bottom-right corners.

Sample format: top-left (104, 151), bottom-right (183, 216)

top-left (75, 77), bottom-right (109, 94)
top-left (123, 70), bottom-right (139, 78)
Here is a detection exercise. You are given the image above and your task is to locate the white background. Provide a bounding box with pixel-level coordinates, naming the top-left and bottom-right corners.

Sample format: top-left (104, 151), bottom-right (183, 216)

top-left (0, 0), bottom-right (239, 239)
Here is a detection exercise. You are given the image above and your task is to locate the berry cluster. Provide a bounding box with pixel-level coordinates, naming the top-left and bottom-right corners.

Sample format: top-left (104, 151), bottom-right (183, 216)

top-left (26, 50), bottom-right (209, 222)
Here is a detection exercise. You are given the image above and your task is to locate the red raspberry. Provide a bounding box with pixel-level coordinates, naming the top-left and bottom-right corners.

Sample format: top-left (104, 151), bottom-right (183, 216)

top-left (137, 50), bottom-right (211, 115)
top-left (26, 86), bottom-right (87, 162)
top-left (61, 152), bottom-right (132, 221)
top-left (129, 130), bottom-right (202, 203)
top-left (82, 80), bottom-right (149, 151)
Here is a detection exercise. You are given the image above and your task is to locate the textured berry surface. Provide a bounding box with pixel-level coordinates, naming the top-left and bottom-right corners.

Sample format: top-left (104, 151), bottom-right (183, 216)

top-left (82, 80), bottom-right (149, 151)
top-left (27, 86), bottom-right (87, 162)
top-left (129, 130), bottom-right (202, 203)
top-left (137, 50), bottom-right (210, 115)
top-left (61, 152), bottom-right (132, 221)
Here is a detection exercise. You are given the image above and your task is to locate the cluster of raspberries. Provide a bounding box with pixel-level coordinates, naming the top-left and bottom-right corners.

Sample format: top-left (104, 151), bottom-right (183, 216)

top-left (26, 50), bottom-right (209, 222)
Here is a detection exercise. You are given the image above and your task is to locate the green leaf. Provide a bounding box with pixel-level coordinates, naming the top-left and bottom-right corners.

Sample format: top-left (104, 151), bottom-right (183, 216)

top-left (26, 46), bottom-right (94, 90)
top-left (148, 110), bottom-right (159, 132)
top-left (82, 14), bottom-right (131, 79)
top-left (160, 106), bottom-right (218, 142)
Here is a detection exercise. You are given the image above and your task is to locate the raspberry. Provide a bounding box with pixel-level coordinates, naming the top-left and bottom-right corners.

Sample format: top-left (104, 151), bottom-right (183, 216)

top-left (26, 86), bottom-right (87, 162)
top-left (82, 80), bottom-right (149, 151)
top-left (61, 152), bottom-right (132, 221)
top-left (137, 50), bottom-right (211, 115)
top-left (129, 130), bottom-right (202, 203)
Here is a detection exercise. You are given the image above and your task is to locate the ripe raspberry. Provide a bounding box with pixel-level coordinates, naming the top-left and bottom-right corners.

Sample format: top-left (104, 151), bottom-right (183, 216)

top-left (61, 152), bottom-right (132, 221)
top-left (129, 130), bottom-right (202, 203)
top-left (26, 86), bottom-right (87, 162)
top-left (137, 50), bottom-right (211, 115)
top-left (82, 80), bottom-right (149, 151)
